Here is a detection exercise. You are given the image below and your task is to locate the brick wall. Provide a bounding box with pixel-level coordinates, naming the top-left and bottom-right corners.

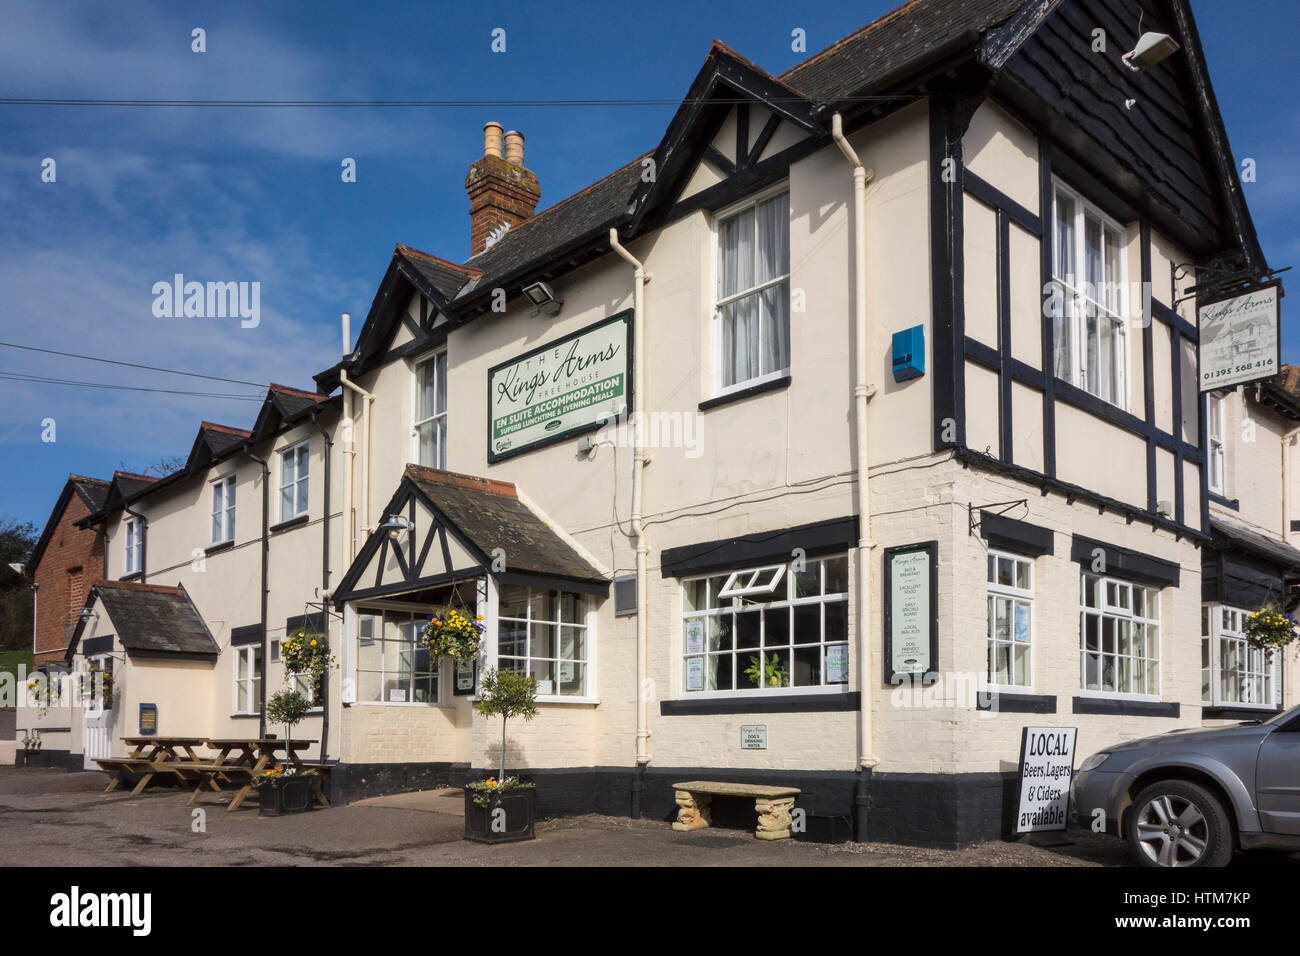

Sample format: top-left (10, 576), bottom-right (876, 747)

top-left (33, 493), bottom-right (104, 665)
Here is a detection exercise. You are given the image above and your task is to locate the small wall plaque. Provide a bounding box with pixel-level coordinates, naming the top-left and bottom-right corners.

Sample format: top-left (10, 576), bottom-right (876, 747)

top-left (740, 724), bottom-right (767, 750)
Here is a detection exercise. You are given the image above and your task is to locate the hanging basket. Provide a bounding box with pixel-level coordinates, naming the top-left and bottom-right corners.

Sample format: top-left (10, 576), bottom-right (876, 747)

top-left (1243, 608), bottom-right (1298, 651)
top-left (422, 607), bottom-right (485, 662)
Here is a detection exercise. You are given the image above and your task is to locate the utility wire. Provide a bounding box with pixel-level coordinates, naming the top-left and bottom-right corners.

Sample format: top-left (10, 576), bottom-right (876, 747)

top-left (0, 370), bottom-right (263, 401)
top-left (0, 341), bottom-right (269, 389)
top-left (0, 94), bottom-right (915, 109)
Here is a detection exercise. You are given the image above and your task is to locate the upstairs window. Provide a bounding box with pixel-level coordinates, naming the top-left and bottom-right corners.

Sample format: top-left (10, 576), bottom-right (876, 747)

top-left (714, 189), bottom-right (790, 394)
top-left (279, 440), bottom-right (310, 521)
top-left (1207, 392), bottom-right (1227, 495)
top-left (414, 350), bottom-right (448, 470)
top-left (210, 475), bottom-right (236, 544)
top-left (1052, 181), bottom-right (1128, 407)
top-left (234, 645), bottom-right (262, 715)
top-left (124, 518), bottom-right (142, 575)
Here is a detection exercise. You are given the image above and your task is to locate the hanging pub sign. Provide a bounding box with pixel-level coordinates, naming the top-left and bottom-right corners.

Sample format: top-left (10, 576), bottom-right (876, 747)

top-left (487, 311), bottom-right (631, 462)
top-left (883, 541), bottom-right (938, 684)
top-left (1014, 727), bottom-right (1078, 834)
top-left (1197, 281), bottom-right (1282, 391)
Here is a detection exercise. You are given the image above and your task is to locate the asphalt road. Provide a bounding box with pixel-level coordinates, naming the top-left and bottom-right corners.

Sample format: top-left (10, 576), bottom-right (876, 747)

top-left (0, 767), bottom-right (1295, 867)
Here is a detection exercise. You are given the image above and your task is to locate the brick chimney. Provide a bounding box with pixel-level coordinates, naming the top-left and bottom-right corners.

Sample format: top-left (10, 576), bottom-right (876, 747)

top-left (465, 121), bottom-right (541, 256)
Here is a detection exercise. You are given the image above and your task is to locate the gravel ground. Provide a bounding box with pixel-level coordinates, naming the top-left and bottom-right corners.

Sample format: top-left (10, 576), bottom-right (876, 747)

top-left (1, 767), bottom-right (1294, 867)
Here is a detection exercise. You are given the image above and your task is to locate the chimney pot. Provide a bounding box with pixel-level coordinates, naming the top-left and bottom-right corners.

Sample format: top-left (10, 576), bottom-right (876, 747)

top-left (483, 121), bottom-right (504, 159)
top-left (504, 130), bottom-right (525, 166)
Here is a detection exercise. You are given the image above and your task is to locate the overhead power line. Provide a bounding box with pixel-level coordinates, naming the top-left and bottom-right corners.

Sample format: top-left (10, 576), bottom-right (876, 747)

top-left (0, 94), bottom-right (913, 109)
top-left (0, 371), bottom-right (263, 401)
top-left (0, 341), bottom-right (268, 389)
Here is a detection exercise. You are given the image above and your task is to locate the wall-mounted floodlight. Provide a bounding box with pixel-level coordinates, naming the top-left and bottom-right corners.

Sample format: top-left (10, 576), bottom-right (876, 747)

top-left (1122, 32), bottom-right (1180, 71)
top-left (522, 281), bottom-right (563, 316)
top-left (78, 608), bottom-right (99, 621)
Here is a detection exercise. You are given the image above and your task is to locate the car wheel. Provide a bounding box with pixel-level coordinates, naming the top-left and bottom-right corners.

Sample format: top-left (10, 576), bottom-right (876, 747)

top-left (1126, 780), bottom-right (1234, 868)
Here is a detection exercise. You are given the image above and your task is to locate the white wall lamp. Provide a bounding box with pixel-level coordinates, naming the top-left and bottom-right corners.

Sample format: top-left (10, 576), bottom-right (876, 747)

top-left (379, 514), bottom-right (415, 538)
top-left (522, 281), bottom-right (562, 317)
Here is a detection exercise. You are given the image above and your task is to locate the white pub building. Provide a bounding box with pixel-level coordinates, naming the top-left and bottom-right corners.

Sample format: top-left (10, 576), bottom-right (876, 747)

top-left (18, 0), bottom-right (1300, 846)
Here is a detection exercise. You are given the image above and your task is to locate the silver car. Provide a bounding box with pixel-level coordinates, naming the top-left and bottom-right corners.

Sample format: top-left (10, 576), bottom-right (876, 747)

top-left (1071, 705), bottom-right (1300, 866)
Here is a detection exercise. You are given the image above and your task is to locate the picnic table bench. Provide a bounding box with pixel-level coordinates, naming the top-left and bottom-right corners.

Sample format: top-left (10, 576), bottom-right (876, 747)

top-left (186, 739), bottom-right (328, 812)
top-left (671, 780), bottom-right (801, 840)
top-left (97, 737), bottom-right (211, 795)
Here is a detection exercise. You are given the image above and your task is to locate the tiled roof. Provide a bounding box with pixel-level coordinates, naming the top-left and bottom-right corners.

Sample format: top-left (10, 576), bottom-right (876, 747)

top-left (405, 464), bottom-right (606, 586)
top-left (69, 474), bottom-right (110, 511)
top-left (396, 244), bottom-right (481, 303)
top-left (780, 0), bottom-right (1024, 102)
top-left (89, 581), bottom-right (220, 659)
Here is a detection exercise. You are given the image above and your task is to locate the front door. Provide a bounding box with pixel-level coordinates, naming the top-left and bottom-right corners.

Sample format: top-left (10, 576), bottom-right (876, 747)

top-left (1257, 722), bottom-right (1300, 835)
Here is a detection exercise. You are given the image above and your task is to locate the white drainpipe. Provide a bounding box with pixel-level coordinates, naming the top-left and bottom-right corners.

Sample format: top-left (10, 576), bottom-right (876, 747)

top-left (338, 312), bottom-right (376, 555)
top-left (609, 227), bottom-right (652, 768)
top-left (1284, 425), bottom-right (1300, 544)
top-left (832, 113), bottom-right (879, 772)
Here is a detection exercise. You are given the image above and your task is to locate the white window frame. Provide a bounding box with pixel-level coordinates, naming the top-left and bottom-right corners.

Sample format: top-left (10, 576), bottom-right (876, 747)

top-left (353, 602), bottom-right (445, 707)
top-left (717, 564), bottom-right (786, 599)
top-left (710, 183), bottom-right (791, 398)
top-left (986, 550), bottom-right (1034, 692)
top-left (210, 474), bottom-right (236, 545)
top-left (123, 517), bottom-right (142, 575)
top-left (1080, 573), bottom-right (1162, 701)
top-left (496, 587), bottom-right (595, 702)
top-left (1201, 604), bottom-right (1281, 709)
top-left (679, 555), bottom-right (850, 699)
top-left (411, 349), bottom-right (448, 470)
top-left (1207, 392), bottom-right (1227, 496)
top-left (1051, 178), bottom-right (1130, 409)
top-left (278, 439), bottom-right (310, 522)
top-left (233, 645), bottom-right (262, 715)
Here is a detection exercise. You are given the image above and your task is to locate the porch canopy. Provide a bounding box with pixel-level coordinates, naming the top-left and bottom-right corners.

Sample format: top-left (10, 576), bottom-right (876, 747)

top-left (67, 580), bottom-right (220, 663)
top-left (331, 464), bottom-right (609, 606)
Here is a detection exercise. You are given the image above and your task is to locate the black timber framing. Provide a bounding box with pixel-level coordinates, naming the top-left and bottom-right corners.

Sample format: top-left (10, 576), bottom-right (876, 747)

top-left (936, 92), bottom-right (1209, 540)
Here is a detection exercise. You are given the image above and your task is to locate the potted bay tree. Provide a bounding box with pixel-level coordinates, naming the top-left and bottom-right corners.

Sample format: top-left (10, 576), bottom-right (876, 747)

top-left (254, 689), bottom-right (318, 816)
top-left (464, 667), bottom-right (539, 843)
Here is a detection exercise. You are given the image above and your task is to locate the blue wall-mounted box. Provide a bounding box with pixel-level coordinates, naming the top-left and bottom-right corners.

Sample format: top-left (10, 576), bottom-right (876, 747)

top-left (891, 325), bottom-right (925, 382)
top-left (139, 703), bottom-right (157, 735)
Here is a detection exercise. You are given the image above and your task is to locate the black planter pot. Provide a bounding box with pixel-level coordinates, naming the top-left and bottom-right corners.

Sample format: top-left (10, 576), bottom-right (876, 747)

top-left (257, 775), bottom-right (317, 817)
top-left (463, 786), bottom-right (536, 843)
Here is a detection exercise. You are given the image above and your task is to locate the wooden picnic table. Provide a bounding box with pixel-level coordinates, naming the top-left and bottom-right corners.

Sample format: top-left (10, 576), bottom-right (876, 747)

top-left (98, 737), bottom-right (211, 795)
top-left (187, 738), bottom-right (323, 812)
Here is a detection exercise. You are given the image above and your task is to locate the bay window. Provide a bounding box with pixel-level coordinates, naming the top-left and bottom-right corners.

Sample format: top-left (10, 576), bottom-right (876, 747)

top-left (1080, 573), bottom-right (1161, 697)
top-left (414, 350), bottom-right (448, 470)
top-left (1052, 181), bottom-right (1128, 407)
top-left (1201, 605), bottom-right (1280, 708)
top-left (498, 587), bottom-right (590, 697)
top-left (356, 608), bottom-right (440, 703)
top-left (714, 188), bottom-right (790, 394)
top-left (681, 555), bottom-right (849, 694)
top-left (987, 551), bottom-right (1033, 689)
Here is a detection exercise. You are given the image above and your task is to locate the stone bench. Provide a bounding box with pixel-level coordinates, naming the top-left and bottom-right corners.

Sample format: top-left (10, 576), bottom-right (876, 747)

top-left (671, 780), bottom-right (801, 840)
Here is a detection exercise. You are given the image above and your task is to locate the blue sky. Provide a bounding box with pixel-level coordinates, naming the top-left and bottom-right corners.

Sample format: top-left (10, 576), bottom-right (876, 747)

top-left (1, 0), bottom-right (1297, 530)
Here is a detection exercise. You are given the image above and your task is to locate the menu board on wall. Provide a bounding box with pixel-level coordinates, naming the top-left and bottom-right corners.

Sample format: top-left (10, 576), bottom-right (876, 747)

top-left (883, 542), bottom-right (938, 684)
